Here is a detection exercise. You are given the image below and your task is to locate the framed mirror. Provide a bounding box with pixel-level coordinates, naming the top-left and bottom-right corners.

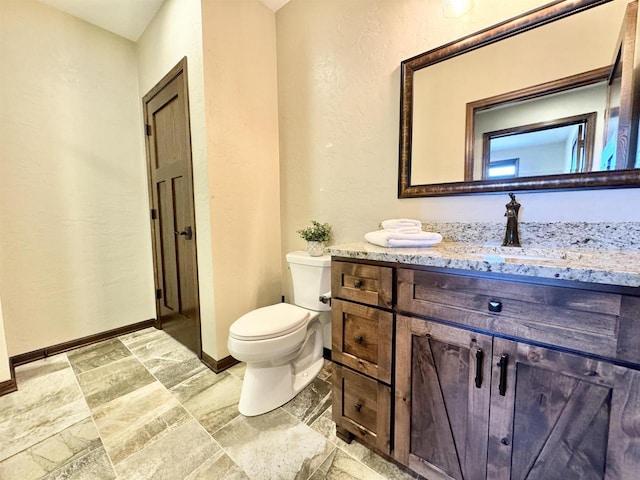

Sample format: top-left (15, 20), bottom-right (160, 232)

top-left (398, 0), bottom-right (640, 197)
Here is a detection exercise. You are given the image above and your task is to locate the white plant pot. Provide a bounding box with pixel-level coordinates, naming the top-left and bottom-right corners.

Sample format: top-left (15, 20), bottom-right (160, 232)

top-left (306, 241), bottom-right (325, 257)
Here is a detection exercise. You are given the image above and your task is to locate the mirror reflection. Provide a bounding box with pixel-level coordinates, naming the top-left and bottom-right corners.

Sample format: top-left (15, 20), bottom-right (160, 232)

top-left (400, 0), bottom-right (640, 197)
top-left (470, 72), bottom-right (606, 180)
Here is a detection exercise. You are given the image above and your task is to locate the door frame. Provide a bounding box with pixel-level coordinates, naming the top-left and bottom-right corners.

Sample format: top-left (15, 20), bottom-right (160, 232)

top-left (142, 57), bottom-right (202, 355)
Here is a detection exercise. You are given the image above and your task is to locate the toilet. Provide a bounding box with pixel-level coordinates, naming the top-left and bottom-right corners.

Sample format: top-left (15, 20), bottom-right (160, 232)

top-left (227, 251), bottom-right (331, 416)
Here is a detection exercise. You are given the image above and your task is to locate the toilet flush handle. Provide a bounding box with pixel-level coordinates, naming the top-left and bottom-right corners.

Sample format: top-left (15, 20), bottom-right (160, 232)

top-left (319, 291), bottom-right (332, 306)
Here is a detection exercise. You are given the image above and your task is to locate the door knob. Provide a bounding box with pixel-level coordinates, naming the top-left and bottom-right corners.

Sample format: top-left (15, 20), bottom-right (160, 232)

top-left (174, 226), bottom-right (193, 240)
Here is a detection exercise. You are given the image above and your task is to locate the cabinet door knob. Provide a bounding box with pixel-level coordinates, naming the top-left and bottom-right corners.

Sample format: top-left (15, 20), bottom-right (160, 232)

top-left (353, 279), bottom-right (363, 288)
top-left (488, 300), bottom-right (502, 312)
top-left (354, 335), bottom-right (364, 344)
top-left (354, 402), bottom-right (362, 412)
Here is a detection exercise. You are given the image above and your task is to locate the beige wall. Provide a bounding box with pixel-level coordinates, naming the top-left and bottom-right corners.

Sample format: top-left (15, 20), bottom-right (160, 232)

top-left (0, 0), bottom-right (155, 356)
top-left (202, 0), bottom-right (282, 359)
top-left (136, 0), bottom-right (219, 357)
top-left (0, 294), bottom-right (10, 382)
top-left (137, 0), bottom-right (282, 360)
top-left (277, 0), bottom-right (640, 299)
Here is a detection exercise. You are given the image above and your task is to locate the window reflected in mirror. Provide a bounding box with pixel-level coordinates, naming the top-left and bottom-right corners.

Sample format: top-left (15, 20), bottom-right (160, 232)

top-left (467, 68), bottom-right (607, 181)
top-left (478, 109), bottom-right (597, 180)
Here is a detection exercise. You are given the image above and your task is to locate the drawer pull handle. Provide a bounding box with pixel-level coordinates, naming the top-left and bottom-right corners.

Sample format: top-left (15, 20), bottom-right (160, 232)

top-left (354, 402), bottom-right (362, 412)
top-left (497, 354), bottom-right (508, 396)
top-left (353, 280), bottom-right (363, 288)
top-left (354, 335), bottom-right (364, 344)
top-left (475, 349), bottom-right (484, 388)
top-left (488, 300), bottom-right (502, 313)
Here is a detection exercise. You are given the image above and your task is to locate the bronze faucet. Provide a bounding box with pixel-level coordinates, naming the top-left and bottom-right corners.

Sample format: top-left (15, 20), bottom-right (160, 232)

top-left (502, 193), bottom-right (521, 247)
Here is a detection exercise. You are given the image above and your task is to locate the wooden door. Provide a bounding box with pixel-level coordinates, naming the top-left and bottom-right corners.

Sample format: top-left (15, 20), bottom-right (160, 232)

top-left (143, 58), bottom-right (201, 355)
top-left (395, 316), bottom-right (492, 480)
top-left (488, 339), bottom-right (640, 480)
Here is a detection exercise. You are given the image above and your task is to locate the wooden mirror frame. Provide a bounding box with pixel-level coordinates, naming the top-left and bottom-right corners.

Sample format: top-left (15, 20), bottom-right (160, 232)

top-left (398, 0), bottom-right (640, 198)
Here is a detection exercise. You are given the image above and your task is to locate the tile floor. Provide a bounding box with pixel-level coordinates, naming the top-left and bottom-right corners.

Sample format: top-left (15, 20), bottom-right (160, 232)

top-left (0, 327), bottom-right (419, 480)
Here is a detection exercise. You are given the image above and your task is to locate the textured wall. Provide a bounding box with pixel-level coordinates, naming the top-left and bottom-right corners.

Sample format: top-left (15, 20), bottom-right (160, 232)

top-left (201, 0), bottom-right (282, 359)
top-left (0, 294), bottom-right (9, 382)
top-left (0, 0), bottom-right (155, 356)
top-left (136, 0), bottom-right (219, 358)
top-left (276, 0), bottom-right (640, 298)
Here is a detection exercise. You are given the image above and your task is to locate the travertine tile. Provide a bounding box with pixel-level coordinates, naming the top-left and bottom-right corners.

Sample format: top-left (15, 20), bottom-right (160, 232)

top-left (67, 338), bottom-right (131, 375)
top-left (185, 450), bottom-right (249, 480)
top-left (0, 355), bottom-right (90, 462)
top-left (92, 381), bottom-right (190, 464)
top-left (318, 360), bottom-right (334, 382)
top-left (170, 369), bottom-right (242, 435)
top-left (283, 376), bottom-right (331, 426)
top-left (309, 448), bottom-right (386, 480)
top-left (114, 419), bottom-right (218, 480)
top-left (124, 329), bottom-right (192, 364)
top-left (121, 326), bottom-right (205, 389)
top-left (226, 362), bottom-right (246, 380)
top-left (75, 356), bottom-right (155, 409)
top-left (213, 408), bottom-right (333, 480)
top-left (43, 445), bottom-right (115, 480)
top-left (1, 328), bottom-right (407, 480)
top-left (146, 355), bottom-right (206, 390)
top-left (118, 327), bottom-right (162, 349)
top-left (311, 408), bottom-right (418, 480)
top-left (0, 417), bottom-right (102, 479)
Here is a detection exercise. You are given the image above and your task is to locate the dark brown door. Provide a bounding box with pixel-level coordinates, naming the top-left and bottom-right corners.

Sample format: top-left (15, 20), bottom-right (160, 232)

top-left (395, 316), bottom-right (492, 480)
top-left (143, 58), bottom-right (201, 356)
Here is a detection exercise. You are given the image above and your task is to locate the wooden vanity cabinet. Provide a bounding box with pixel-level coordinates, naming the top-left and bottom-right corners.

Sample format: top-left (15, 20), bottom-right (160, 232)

top-left (330, 258), bottom-right (640, 479)
top-left (395, 267), bottom-right (640, 480)
top-left (395, 315), bottom-right (640, 480)
top-left (331, 260), bottom-right (394, 454)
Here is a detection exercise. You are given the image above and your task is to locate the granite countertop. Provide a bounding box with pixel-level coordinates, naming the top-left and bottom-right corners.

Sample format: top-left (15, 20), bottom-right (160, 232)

top-left (328, 242), bottom-right (640, 288)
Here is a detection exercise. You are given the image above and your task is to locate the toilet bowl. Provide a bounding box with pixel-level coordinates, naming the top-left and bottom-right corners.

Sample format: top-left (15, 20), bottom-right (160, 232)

top-left (227, 251), bottom-right (331, 417)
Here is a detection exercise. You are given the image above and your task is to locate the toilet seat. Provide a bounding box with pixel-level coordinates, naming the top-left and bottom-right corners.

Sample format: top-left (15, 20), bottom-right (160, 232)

top-left (229, 303), bottom-right (310, 341)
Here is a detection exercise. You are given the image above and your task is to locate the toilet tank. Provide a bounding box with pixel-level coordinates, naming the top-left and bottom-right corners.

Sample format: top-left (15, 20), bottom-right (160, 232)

top-left (286, 251), bottom-right (331, 311)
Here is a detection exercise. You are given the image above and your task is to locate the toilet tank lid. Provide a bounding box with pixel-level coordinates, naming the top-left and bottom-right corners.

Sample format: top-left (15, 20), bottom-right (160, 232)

top-left (229, 303), bottom-right (310, 340)
top-left (286, 251), bottom-right (331, 267)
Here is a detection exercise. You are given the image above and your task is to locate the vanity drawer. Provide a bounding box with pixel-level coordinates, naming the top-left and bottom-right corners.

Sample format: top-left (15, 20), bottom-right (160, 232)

top-left (397, 268), bottom-right (624, 359)
top-left (331, 299), bottom-right (393, 384)
top-left (332, 261), bottom-right (393, 308)
top-left (332, 365), bottom-right (391, 454)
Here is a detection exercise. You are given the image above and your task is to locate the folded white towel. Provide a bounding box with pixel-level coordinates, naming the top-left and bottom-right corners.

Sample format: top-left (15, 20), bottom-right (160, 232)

top-left (382, 226), bottom-right (422, 234)
top-left (364, 230), bottom-right (442, 248)
top-left (388, 238), bottom-right (441, 247)
top-left (381, 218), bottom-right (422, 230)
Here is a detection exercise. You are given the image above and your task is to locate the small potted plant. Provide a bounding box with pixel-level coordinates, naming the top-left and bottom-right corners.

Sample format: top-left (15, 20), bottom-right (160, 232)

top-left (297, 220), bottom-right (333, 256)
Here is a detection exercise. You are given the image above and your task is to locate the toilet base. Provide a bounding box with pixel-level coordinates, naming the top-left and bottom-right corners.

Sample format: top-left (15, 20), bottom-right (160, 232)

top-left (237, 322), bottom-right (324, 417)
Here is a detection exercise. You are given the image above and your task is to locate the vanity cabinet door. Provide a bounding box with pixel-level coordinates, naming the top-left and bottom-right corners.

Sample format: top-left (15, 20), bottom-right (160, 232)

top-left (488, 338), bottom-right (640, 480)
top-left (395, 315), bottom-right (493, 480)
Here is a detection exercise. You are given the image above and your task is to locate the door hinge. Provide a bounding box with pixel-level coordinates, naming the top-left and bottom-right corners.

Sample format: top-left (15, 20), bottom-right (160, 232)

top-left (145, 124), bottom-right (152, 136)
top-left (156, 288), bottom-right (162, 299)
top-left (150, 209), bottom-right (157, 220)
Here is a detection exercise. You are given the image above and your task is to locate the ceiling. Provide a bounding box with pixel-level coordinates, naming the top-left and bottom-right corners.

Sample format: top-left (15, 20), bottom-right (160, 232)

top-left (37, 0), bottom-right (291, 42)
